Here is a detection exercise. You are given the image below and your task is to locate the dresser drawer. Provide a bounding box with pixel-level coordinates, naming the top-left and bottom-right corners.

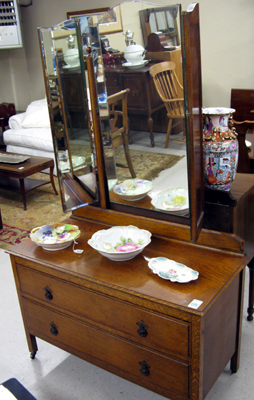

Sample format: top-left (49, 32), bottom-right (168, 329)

top-left (17, 265), bottom-right (190, 358)
top-left (24, 299), bottom-right (189, 398)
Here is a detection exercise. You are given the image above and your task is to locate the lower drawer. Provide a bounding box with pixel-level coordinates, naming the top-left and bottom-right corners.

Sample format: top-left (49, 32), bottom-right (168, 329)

top-left (23, 299), bottom-right (189, 398)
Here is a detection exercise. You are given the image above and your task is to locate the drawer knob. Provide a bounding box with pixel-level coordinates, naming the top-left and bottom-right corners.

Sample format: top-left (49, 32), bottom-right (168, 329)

top-left (139, 361), bottom-right (150, 376)
top-left (136, 320), bottom-right (148, 337)
top-left (44, 286), bottom-right (53, 300)
top-left (50, 322), bottom-right (58, 336)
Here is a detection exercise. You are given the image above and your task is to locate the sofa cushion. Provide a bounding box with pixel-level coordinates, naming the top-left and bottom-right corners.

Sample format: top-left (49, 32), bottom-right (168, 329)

top-left (21, 99), bottom-right (50, 128)
top-left (3, 128), bottom-right (53, 152)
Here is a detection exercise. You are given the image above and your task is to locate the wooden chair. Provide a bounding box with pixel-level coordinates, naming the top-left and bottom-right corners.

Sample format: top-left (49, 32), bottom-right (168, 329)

top-left (230, 89), bottom-right (254, 173)
top-left (149, 61), bottom-right (185, 148)
top-left (107, 88), bottom-right (136, 178)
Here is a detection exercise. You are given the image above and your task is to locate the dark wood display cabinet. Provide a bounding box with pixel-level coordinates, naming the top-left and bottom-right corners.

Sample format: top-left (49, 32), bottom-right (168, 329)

top-left (105, 63), bottom-right (164, 147)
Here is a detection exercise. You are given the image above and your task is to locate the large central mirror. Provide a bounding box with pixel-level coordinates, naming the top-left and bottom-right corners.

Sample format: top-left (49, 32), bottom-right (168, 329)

top-left (38, 1), bottom-right (203, 236)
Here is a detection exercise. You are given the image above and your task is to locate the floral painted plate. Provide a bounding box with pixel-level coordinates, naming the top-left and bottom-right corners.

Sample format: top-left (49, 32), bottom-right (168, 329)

top-left (151, 187), bottom-right (189, 212)
top-left (147, 257), bottom-right (199, 283)
top-left (113, 179), bottom-right (153, 201)
top-left (30, 223), bottom-right (81, 251)
top-left (88, 225), bottom-right (151, 261)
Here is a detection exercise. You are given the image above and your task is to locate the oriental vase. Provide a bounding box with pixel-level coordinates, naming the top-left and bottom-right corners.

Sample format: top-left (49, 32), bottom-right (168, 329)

top-left (203, 107), bottom-right (238, 191)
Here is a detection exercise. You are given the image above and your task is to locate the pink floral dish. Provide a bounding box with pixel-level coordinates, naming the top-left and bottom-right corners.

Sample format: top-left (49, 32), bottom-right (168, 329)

top-left (147, 257), bottom-right (199, 283)
top-left (88, 225), bottom-right (152, 261)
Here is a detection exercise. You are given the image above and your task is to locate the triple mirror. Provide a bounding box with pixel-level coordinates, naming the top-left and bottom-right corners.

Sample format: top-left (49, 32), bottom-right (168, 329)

top-left (38, 1), bottom-right (203, 238)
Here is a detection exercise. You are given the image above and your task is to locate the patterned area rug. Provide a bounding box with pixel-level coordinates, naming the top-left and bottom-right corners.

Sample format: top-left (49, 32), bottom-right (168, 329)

top-left (114, 148), bottom-right (184, 181)
top-left (0, 149), bottom-right (184, 249)
top-left (0, 174), bottom-right (71, 250)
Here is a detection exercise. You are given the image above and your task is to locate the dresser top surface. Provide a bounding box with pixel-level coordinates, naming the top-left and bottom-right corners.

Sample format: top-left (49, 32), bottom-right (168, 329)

top-left (8, 217), bottom-right (247, 315)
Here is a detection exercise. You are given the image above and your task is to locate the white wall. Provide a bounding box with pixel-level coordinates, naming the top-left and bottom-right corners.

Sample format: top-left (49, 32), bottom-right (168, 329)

top-left (0, 0), bottom-right (253, 111)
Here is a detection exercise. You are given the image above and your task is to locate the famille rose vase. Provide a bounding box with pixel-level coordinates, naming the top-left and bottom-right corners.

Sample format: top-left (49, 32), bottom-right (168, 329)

top-left (203, 107), bottom-right (238, 191)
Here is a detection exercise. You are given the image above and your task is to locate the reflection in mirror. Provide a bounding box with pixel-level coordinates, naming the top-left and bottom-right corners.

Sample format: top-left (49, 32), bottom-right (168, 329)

top-left (38, 20), bottom-right (99, 212)
top-left (95, 2), bottom-right (189, 219)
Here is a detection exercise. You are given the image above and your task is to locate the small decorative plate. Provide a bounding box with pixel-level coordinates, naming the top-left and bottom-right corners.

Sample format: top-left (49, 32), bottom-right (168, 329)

top-left (30, 223), bottom-right (81, 251)
top-left (151, 186), bottom-right (189, 213)
top-left (113, 179), bottom-right (153, 201)
top-left (147, 257), bottom-right (199, 283)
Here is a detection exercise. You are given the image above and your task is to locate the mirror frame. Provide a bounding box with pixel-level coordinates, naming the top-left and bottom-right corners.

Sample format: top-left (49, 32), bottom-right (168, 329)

top-left (39, 2), bottom-right (204, 243)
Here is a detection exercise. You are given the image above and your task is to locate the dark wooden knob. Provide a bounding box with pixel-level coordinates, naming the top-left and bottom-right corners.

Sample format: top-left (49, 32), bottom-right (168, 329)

top-left (50, 322), bottom-right (58, 336)
top-left (136, 320), bottom-right (148, 337)
top-left (139, 361), bottom-right (150, 376)
top-left (44, 286), bottom-right (53, 300)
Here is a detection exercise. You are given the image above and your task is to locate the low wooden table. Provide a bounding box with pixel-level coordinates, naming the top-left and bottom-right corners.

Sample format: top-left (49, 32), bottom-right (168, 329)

top-left (0, 152), bottom-right (58, 210)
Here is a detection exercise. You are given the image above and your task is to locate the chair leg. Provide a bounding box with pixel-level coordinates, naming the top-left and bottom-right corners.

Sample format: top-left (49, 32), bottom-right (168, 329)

top-left (122, 132), bottom-right (136, 178)
top-left (165, 119), bottom-right (173, 148)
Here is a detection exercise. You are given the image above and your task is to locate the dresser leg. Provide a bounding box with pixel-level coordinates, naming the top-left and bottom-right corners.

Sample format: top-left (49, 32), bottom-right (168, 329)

top-left (247, 257), bottom-right (254, 321)
top-left (28, 334), bottom-right (38, 359)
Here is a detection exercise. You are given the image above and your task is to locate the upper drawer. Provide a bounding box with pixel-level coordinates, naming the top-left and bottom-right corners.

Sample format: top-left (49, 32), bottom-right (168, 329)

top-left (17, 265), bottom-right (190, 358)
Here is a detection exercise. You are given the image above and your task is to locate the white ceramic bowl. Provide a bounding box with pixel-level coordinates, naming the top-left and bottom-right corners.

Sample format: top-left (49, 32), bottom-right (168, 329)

top-left (151, 187), bottom-right (189, 213)
top-left (123, 44), bottom-right (146, 65)
top-left (30, 223), bottom-right (81, 251)
top-left (113, 179), bottom-right (153, 201)
top-left (88, 225), bottom-right (152, 261)
top-left (64, 48), bottom-right (79, 67)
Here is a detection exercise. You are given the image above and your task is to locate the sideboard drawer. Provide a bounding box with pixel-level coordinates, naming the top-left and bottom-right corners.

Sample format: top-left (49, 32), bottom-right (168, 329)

top-left (17, 265), bottom-right (190, 358)
top-left (23, 298), bottom-right (189, 398)
top-left (122, 75), bottom-right (147, 110)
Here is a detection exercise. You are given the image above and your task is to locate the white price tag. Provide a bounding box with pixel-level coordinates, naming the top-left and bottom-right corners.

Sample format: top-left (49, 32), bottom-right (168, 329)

top-left (188, 299), bottom-right (203, 309)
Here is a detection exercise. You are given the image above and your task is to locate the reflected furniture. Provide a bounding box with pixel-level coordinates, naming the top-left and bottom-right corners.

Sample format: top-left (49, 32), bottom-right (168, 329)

top-left (139, 6), bottom-right (180, 48)
top-left (3, 99), bottom-right (57, 175)
top-left (0, 153), bottom-right (58, 210)
top-left (107, 88), bottom-right (136, 178)
top-left (104, 63), bottom-right (165, 147)
top-left (150, 61), bottom-right (185, 148)
top-left (231, 89), bottom-right (254, 173)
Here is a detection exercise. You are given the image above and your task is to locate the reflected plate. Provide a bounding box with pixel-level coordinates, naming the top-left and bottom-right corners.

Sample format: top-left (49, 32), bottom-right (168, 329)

top-left (151, 187), bottom-right (189, 212)
top-left (62, 64), bottom-right (80, 70)
top-left (147, 257), bottom-right (199, 283)
top-left (113, 179), bottom-right (153, 201)
top-left (122, 60), bottom-right (150, 68)
top-left (59, 156), bottom-right (86, 172)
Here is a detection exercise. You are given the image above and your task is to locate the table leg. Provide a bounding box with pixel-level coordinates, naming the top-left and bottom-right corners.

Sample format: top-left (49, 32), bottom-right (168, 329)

top-left (247, 257), bottom-right (254, 321)
top-left (0, 209), bottom-right (2, 230)
top-left (148, 116), bottom-right (154, 147)
top-left (50, 165), bottom-right (58, 195)
top-left (19, 178), bottom-right (27, 210)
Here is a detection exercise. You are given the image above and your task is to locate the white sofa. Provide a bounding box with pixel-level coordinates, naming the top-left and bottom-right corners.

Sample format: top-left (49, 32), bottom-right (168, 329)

top-left (3, 99), bottom-right (57, 174)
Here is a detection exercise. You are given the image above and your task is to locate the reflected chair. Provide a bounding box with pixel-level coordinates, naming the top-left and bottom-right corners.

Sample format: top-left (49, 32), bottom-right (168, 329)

top-left (149, 61), bottom-right (185, 148)
top-left (107, 88), bottom-right (136, 178)
top-left (230, 88), bottom-right (254, 173)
